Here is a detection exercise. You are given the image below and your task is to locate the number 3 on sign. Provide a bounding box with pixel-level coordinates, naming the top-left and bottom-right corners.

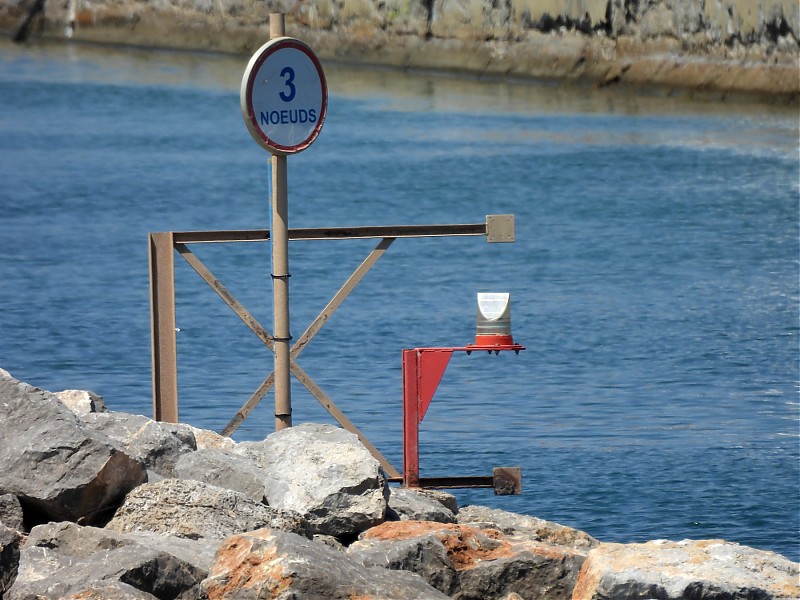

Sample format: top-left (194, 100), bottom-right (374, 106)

top-left (279, 67), bottom-right (296, 102)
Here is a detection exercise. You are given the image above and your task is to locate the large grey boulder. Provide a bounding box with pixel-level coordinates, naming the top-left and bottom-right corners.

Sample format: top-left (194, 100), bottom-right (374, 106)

top-left (350, 520), bottom-right (590, 600)
top-left (0, 523), bottom-right (21, 596)
top-left (573, 539), bottom-right (800, 600)
top-left (80, 411), bottom-right (197, 478)
top-left (105, 478), bottom-right (310, 540)
top-left (201, 528), bottom-right (450, 599)
top-left (0, 373), bottom-right (147, 523)
top-left (173, 448), bottom-right (269, 502)
top-left (7, 521), bottom-right (207, 600)
top-left (237, 423), bottom-right (389, 537)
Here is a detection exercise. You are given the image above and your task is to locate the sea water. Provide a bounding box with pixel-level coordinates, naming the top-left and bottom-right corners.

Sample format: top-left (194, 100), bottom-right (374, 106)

top-left (0, 39), bottom-right (797, 560)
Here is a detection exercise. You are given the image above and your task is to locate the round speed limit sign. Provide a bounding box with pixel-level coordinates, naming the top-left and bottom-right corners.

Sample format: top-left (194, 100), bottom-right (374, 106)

top-left (241, 37), bottom-right (327, 155)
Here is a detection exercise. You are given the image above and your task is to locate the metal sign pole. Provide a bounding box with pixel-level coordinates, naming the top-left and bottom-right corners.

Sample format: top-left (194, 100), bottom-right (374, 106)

top-left (240, 12), bottom-right (327, 432)
top-left (269, 13), bottom-right (292, 430)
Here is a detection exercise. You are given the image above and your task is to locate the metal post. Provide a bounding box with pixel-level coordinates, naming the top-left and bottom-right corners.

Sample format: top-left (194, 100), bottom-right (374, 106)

top-left (149, 232), bottom-right (178, 423)
top-left (402, 349), bottom-right (420, 487)
top-left (270, 13), bottom-right (292, 431)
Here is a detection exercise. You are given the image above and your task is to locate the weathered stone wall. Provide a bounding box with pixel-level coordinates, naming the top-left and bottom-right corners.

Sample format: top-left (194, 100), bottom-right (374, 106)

top-left (1, 0), bottom-right (798, 100)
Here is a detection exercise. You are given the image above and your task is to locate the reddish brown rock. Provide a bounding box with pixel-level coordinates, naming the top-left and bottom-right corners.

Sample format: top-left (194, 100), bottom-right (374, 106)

top-left (202, 528), bottom-right (449, 599)
top-left (353, 520), bottom-right (589, 599)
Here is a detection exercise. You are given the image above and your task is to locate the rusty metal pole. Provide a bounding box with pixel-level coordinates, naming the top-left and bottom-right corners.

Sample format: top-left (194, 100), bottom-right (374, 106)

top-left (270, 13), bottom-right (292, 431)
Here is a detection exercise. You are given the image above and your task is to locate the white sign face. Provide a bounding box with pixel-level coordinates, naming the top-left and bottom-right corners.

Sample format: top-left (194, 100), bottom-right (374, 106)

top-left (241, 37), bottom-right (327, 155)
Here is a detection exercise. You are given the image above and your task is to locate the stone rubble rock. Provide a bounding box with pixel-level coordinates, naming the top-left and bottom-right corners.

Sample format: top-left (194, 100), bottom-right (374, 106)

top-left (387, 487), bottom-right (458, 523)
top-left (0, 493), bottom-right (25, 531)
top-left (351, 520), bottom-right (590, 600)
top-left (105, 478), bottom-right (311, 541)
top-left (80, 411), bottom-right (197, 478)
top-left (572, 539), bottom-right (800, 600)
top-left (0, 523), bottom-right (21, 597)
top-left (55, 388), bottom-right (108, 414)
top-left (1, 369), bottom-right (798, 600)
top-left (7, 521), bottom-right (206, 600)
top-left (188, 425), bottom-right (237, 452)
top-left (348, 523), bottom-right (460, 595)
top-left (457, 504), bottom-right (599, 549)
top-left (201, 527), bottom-right (451, 599)
top-left (0, 372), bottom-right (147, 523)
top-left (236, 423), bottom-right (389, 537)
top-left (173, 447), bottom-right (269, 503)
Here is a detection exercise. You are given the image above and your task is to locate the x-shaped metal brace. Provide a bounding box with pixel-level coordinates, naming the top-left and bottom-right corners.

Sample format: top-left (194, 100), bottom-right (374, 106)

top-left (175, 237), bottom-right (401, 478)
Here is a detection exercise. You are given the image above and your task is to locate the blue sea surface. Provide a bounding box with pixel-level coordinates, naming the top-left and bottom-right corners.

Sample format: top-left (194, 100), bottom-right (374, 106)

top-left (0, 39), bottom-right (797, 561)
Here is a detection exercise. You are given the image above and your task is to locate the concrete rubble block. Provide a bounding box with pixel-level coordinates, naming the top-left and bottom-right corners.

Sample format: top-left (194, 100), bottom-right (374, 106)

top-left (55, 388), bottom-right (108, 414)
top-left (572, 539), bottom-right (800, 600)
top-left (201, 527), bottom-right (451, 599)
top-left (7, 521), bottom-right (207, 600)
top-left (0, 493), bottom-right (25, 531)
top-left (105, 478), bottom-right (310, 540)
top-left (0, 373), bottom-right (147, 523)
top-left (236, 423), bottom-right (389, 537)
top-left (457, 504), bottom-right (599, 549)
top-left (80, 411), bottom-right (197, 478)
top-left (0, 523), bottom-right (21, 596)
top-left (387, 487), bottom-right (458, 523)
top-left (354, 520), bottom-right (589, 599)
top-left (173, 447), bottom-right (269, 503)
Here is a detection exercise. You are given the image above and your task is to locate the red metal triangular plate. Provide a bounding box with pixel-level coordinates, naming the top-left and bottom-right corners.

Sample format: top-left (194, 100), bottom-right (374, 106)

top-left (417, 350), bottom-right (453, 422)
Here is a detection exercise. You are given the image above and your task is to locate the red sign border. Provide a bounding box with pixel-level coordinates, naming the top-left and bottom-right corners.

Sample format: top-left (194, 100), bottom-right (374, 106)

top-left (242, 37), bottom-right (328, 155)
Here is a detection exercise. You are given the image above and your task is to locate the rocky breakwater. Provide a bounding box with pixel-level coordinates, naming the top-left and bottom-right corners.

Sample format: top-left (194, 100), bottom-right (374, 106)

top-left (0, 367), bottom-right (797, 599)
top-left (1, 0), bottom-right (799, 102)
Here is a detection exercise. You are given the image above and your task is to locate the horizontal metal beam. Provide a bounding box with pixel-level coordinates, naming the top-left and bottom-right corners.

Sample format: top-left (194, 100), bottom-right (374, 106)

top-left (389, 467), bottom-right (521, 495)
top-left (167, 223), bottom-right (488, 244)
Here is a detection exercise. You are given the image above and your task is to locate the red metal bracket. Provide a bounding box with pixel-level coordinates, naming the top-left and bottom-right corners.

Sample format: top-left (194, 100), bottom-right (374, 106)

top-left (401, 344), bottom-right (525, 490)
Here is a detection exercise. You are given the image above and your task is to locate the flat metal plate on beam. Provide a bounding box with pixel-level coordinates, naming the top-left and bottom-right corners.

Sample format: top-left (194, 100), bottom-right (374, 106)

top-left (486, 214), bottom-right (515, 243)
top-left (493, 467), bottom-right (522, 495)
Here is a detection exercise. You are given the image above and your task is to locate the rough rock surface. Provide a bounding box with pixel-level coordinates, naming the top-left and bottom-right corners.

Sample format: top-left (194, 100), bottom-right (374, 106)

top-left (173, 447), bottom-right (269, 503)
top-left (64, 581), bottom-right (159, 599)
top-left (237, 423), bottom-right (389, 537)
top-left (573, 539), bottom-right (800, 600)
top-left (201, 527), bottom-right (451, 599)
top-left (457, 504), bottom-right (599, 549)
top-left (351, 520), bottom-right (589, 599)
top-left (55, 388), bottom-right (108, 414)
top-left (0, 523), bottom-right (21, 596)
top-left (105, 478), bottom-right (310, 540)
top-left (8, 521), bottom-right (207, 600)
top-left (0, 493), bottom-right (24, 531)
top-left (80, 411), bottom-right (197, 478)
top-left (0, 372), bottom-right (147, 523)
top-left (388, 487), bottom-right (458, 523)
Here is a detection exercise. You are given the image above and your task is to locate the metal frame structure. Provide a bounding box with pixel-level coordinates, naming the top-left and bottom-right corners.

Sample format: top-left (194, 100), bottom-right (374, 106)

top-left (149, 215), bottom-right (515, 481)
top-left (398, 345), bottom-right (524, 493)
